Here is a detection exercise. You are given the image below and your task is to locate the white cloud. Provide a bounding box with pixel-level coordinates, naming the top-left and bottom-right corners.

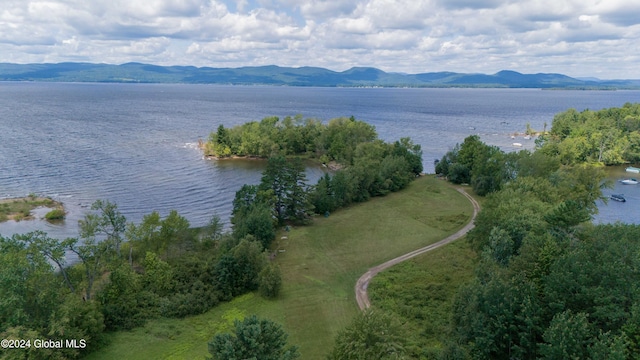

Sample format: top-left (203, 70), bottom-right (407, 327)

top-left (0, 0), bottom-right (638, 78)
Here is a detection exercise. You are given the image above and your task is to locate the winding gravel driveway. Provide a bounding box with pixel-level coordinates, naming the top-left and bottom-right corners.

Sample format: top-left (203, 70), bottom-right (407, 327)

top-left (355, 187), bottom-right (480, 310)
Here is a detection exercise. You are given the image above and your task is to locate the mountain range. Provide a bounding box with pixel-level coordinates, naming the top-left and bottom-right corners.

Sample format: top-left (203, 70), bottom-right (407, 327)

top-left (1, 62), bottom-right (639, 89)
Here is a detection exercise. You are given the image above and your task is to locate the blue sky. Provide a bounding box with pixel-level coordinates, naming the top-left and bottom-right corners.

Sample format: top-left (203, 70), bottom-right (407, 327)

top-left (1, 0), bottom-right (639, 78)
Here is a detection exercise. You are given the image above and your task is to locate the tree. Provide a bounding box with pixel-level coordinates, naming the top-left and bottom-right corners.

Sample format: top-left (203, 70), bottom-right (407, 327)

top-left (233, 203), bottom-right (276, 249)
top-left (328, 309), bottom-right (406, 360)
top-left (16, 231), bottom-right (75, 294)
top-left (539, 310), bottom-right (591, 360)
top-left (79, 199), bottom-right (126, 257)
top-left (260, 156), bottom-right (289, 222)
top-left (310, 173), bottom-right (336, 214)
top-left (97, 264), bottom-right (154, 330)
top-left (142, 251), bottom-right (174, 296)
top-left (48, 294), bottom-right (106, 356)
top-left (208, 315), bottom-right (300, 360)
top-left (215, 239), bottom-right (266, 298)
top-left (125, 210), bottom-right (161, 260)
top-left (470, 145), bottom-right (506, 196)
top-left (159, 209), bottom-right (192, 256)
top-left (0, 235), bottom-right (62, 331)
top-left (452, 273), bottom-right (542, 360)
top-left (392, 137), bottom-right (423, 176)
top-left (260, 156), bottom-right (312, 224)
top-left (282, 158), bottom-right (313, 223)
top-left (65, 236), bottom-right (114, 301)
top-left (258, 263), bottom-right (282, 299)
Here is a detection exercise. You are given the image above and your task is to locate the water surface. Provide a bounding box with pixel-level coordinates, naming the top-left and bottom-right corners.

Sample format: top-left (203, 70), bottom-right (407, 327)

top-left (1, 83), bottom-right (638, 237)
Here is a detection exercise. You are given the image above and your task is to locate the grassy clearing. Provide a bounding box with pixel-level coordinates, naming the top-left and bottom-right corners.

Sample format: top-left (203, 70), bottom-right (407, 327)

top-left (86, 176), bottom-right (473, 360)
top-left (0, 195), bottom-right (63, 222)
top-left (368, 238), bottom-right (478, 358)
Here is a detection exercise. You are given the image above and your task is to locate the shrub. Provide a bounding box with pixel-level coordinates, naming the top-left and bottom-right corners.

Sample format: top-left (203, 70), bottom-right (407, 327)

top-left (45, 209), bottom-right (65, 220)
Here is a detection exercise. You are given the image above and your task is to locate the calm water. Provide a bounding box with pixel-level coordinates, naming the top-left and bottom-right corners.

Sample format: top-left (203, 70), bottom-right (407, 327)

top-left (1, 83), bottom-right (639, 238)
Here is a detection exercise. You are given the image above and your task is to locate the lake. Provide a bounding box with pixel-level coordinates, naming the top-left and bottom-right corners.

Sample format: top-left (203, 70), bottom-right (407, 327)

top-left (1, 83), bottom-right (639, 238)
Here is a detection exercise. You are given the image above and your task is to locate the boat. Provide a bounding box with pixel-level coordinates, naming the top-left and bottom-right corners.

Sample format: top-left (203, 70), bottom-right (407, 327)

top-left (626, 166), bottom-right (640, 173)
top-left (611, 194), bottom-right (626, 202)
top-left (512, 142), bottom-right (522, 147)
top-left (621, 178), bottom-right (639, 185)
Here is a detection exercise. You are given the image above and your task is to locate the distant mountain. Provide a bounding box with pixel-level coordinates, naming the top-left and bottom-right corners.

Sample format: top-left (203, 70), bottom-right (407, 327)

top-left (1, 62), bottom-right (639, 89)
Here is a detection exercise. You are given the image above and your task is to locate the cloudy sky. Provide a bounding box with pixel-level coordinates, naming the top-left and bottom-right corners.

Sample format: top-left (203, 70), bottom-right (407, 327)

top-left (1, 0), bottom-right (639, 78)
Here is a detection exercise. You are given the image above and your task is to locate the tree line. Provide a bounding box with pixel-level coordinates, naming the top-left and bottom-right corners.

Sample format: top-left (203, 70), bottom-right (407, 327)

top-left (429, 104), bottom-right (640, 359)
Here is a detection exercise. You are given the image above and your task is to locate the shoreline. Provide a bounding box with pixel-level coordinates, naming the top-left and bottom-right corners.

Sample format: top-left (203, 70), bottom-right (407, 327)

top-left (202, 151), bottom-right (345, 171)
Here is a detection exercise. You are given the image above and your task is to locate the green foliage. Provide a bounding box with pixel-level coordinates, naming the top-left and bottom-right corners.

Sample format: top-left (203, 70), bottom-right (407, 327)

top-left (453, 271), bottom-right (542, 360)
top-left (44, 208), bottom-right (65, 220)
top-left (259, 156), bottom-right (313, 224)
top-left (164, 254), bottom-right (220, 317)
top-left (0, 234), bottom-right (64, 332)
top-left (438, 135), bottom-right (514, 195)
top-left (80, 199), bottom-right (127, 256)
top-left (444, 109), bottom-right (636, 359)
top-left (48, 295), bottom-right (106, 357)
top-left (0, 197), bottom-right (287, 359)
top-left (543, 103), bottom-right (640, 165)
top-left (215, 239), bottom-right (267, 299)
top-left (328, 309), bottom-right (406, 360)
top-left (205, 115), bottom-right (394, 166)
top-left (208, 315), bottom-right (300, 360)
top-left (97, 264), bottom-right (153, 331)
top-left (142, 252), bottom-right (174, 296)
top-left (0, 233), bottom-right (106, 359)
top-left (0, 326), bottom-right (56, 360)
top-left (308, 141), bottom-right (420, 214)
top-left (454, 220), bottom-right (640, 358)
top-left (540, 310), bottom-right (591, 360)
top-left (258, 263), bottom-right (282, 299)
top-left (125, 209), bottom-right (194, 260)
top-left (232, 184), bottom-right (277, 249)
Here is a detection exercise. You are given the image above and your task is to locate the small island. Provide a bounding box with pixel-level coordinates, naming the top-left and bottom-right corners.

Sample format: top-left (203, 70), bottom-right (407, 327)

top-left (0, 194), bottom-right (65, 222)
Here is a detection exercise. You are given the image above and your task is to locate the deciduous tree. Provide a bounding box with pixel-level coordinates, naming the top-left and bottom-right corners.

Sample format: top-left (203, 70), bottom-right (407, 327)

top-left (208, 315), bottom-right (299, 360)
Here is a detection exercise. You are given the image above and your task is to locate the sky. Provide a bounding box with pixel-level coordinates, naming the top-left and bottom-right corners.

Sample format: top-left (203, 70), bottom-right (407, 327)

top-left (1, 0), bottom-right (639, 79)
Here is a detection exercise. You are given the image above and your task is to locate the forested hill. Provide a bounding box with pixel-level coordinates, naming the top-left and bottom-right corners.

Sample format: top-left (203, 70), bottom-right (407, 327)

top-left (1, 62), bottom-right (639, 88)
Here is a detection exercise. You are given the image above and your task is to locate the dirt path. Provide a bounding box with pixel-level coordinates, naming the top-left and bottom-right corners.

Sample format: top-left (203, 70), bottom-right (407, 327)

top-left (355, 187), bottom-right (480, 310)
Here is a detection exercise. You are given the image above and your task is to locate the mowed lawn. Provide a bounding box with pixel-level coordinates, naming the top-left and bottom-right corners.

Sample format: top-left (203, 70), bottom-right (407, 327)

top-left (85, 176), bottom-right (473, 360)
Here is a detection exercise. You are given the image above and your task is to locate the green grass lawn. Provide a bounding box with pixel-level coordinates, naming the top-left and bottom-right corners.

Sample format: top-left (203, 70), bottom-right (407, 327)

top-left (85, 176), bottom-right (473, 360)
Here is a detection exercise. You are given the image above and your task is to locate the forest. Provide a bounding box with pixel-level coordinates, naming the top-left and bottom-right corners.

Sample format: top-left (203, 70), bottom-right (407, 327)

top-left (429, 104), bottom-right (640, 359)
top-left (0, 115), bottom-right (423, 360)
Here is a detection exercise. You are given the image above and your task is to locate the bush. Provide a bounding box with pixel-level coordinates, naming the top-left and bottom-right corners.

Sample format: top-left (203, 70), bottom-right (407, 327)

top-left (45, 209), bottom-right (65, 220)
